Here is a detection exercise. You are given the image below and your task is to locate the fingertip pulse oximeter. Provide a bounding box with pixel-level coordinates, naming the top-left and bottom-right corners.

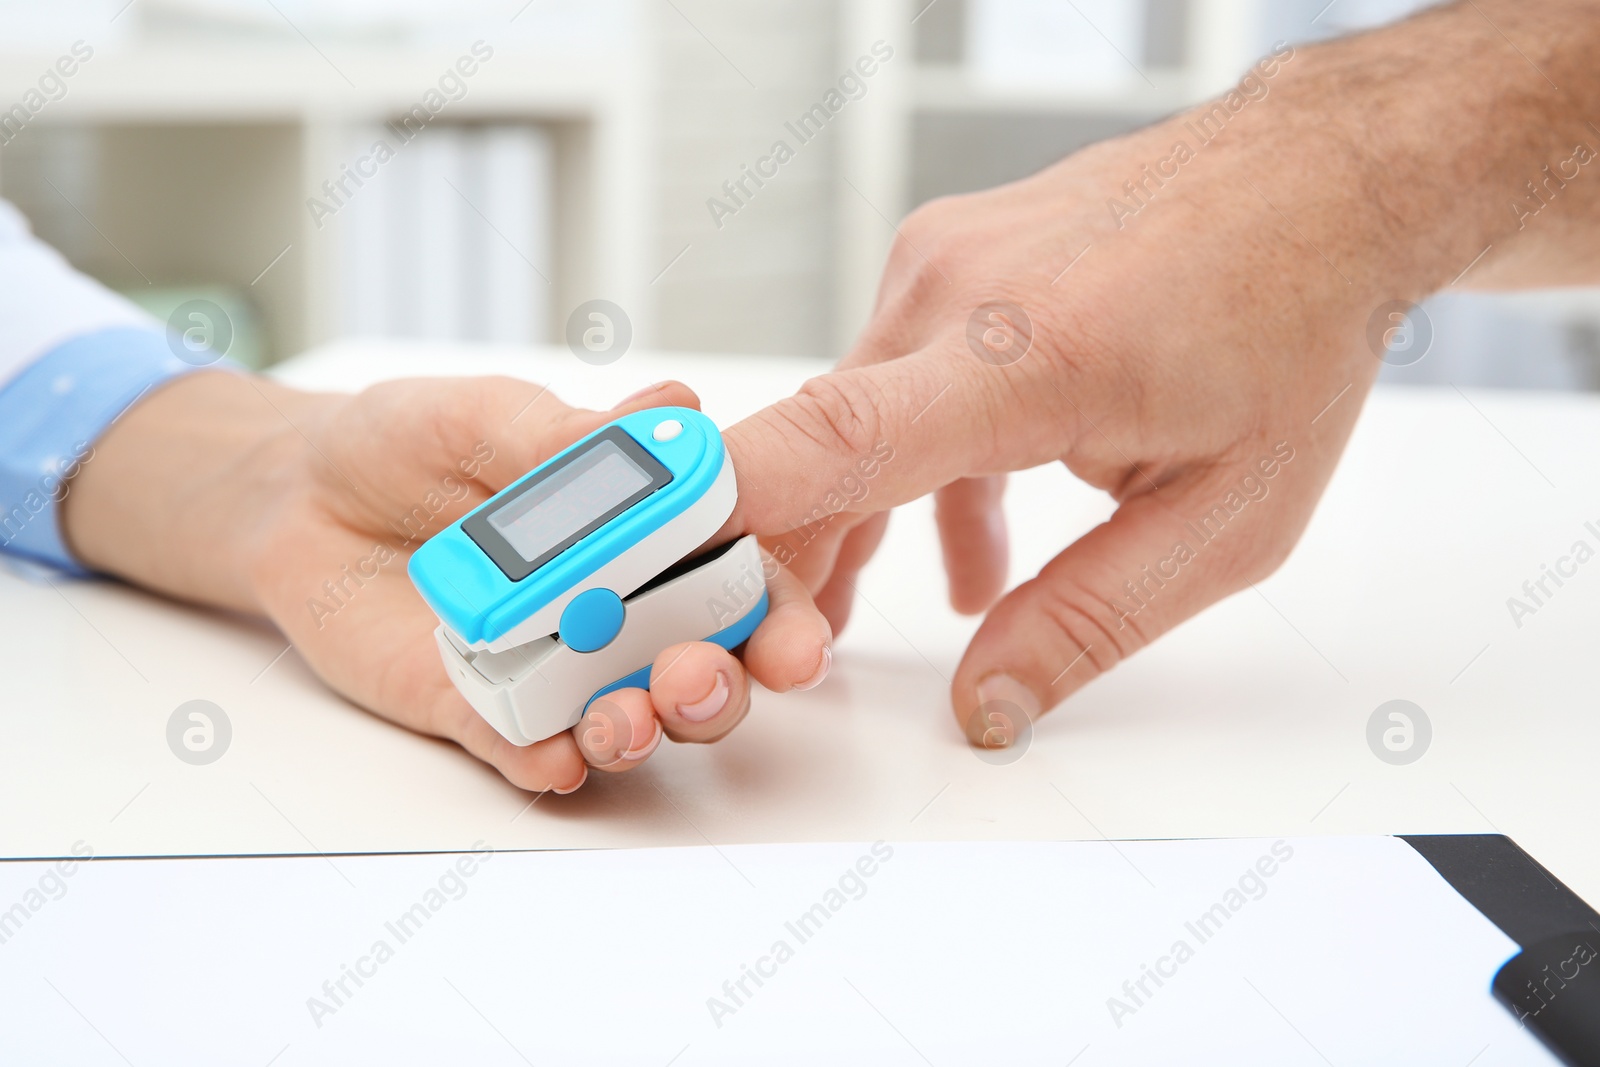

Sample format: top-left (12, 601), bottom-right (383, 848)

top-left (407, 406), bottom-right (768, 746)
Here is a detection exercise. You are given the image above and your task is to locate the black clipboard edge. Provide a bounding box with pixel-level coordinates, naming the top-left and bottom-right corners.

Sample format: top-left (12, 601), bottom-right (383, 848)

top-left (1402, 834), bottom-right (1600, 1067)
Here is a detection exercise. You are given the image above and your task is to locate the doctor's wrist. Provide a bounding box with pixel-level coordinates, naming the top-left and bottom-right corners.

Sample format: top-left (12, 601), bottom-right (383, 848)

top-left (1245, 0), bottom-right (1600, 298)
top-left (63, 370), bottom-right (336, 615)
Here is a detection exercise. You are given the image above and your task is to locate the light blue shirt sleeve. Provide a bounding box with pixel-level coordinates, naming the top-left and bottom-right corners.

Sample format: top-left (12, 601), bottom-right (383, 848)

top-left (0, 199), bottom-right (213, 573)
top-left (0, 328), bottom-right (200, 572)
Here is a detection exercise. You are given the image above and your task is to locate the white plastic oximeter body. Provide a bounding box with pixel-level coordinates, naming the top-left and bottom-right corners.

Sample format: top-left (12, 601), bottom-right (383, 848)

top-left (407, 407), bottom-right (767, 746)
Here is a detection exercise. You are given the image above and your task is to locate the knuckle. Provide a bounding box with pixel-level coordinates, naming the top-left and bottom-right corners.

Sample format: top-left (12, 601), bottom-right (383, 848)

top-left (358, 377), bottom-right (413, 411)
top-left (783, 374), bottom-right (885, 462)
top-left (486, 737), bottom-right (570, 794)
top-left (1033, 575), bottom-right (1145, 678)
top-left (897, 196), bottom-right (956, 247)
top-left (493, 757), bottom-right (552, 793)
top-left (1236, 533), bottom-right (1296, 586)
top-left (891, 196), bottom-right (968, 280)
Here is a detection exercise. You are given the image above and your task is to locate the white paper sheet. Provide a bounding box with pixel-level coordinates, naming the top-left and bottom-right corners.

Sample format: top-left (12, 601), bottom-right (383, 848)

top-left (0, 838), bottom-right (1558, 1065)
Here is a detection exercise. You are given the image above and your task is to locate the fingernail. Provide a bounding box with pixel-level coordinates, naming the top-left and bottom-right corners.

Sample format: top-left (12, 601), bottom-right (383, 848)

top-left (612, 381), bottom-right (668, 409)
top-left (794, 646), bottom-right (832, 691)
top-left (552, 767), bottom-right (588, 795)
top-left (620, 720), bottom-right (664, 762)
top-left (972, 673), bottom-right (1040, 748)
top-left (676, 671), bottom-right (730, 722)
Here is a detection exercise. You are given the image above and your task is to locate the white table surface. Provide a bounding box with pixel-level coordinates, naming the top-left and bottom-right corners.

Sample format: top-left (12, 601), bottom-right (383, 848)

top-left (3, 339), bottom-right (1596, 902)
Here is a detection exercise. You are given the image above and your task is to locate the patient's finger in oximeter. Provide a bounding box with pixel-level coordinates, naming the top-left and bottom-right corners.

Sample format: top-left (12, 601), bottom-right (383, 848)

top-left (408, 407), bottom-right (768, 747)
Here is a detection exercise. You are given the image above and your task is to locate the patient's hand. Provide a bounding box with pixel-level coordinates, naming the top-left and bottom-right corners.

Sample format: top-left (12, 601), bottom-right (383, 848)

top-left (64, 372), bottom-right (831, 792)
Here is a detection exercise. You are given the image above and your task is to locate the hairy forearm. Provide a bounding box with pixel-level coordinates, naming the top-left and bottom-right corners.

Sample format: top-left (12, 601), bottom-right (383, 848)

top-left (1255, 0), bottom-right (1600, 296)
top-left (61, 372), bottom-right (334, 613)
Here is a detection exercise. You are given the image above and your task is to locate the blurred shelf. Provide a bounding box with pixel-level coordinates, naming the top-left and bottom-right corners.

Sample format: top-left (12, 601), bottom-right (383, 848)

top-left (0, 42), bottom-right (626, 121)
top-left (0, 20), bottom-right (654, 364)
top-left (911, 64), bottom-right (1197, 116)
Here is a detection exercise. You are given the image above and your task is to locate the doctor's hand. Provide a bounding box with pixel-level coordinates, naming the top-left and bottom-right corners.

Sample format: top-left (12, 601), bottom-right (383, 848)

top-left (723, 2), bottom-right (1600, 746)
top-left (63, 372), bottom-right (831, 793)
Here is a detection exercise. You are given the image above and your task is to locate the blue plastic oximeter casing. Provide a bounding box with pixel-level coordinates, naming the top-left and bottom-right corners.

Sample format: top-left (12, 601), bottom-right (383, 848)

top-left (409, 406), bottom-right (733, 652)
top-left (408, 405), bottom-right (770, 747)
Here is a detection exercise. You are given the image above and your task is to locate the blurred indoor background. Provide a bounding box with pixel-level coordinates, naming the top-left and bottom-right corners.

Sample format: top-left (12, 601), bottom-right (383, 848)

top-left (0, 0), bottom-right (1594, 387)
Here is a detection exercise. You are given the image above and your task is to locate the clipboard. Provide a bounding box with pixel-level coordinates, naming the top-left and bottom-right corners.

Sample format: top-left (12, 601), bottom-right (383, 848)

top-left (1404, 834), bottom-right (1600, 1066)
top-left (0, 834), bottom-right (1593, 1065)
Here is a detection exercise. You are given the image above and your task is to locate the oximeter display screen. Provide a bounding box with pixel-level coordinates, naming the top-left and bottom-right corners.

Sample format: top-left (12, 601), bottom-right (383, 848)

top-left (461, 426), bottom-right (674, 582)
top-left (489, 441), bottom-right (651, 563)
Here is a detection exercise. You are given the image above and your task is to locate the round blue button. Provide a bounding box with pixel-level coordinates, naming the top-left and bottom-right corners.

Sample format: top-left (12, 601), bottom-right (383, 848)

top-left (558, 587), bottom-right (625, 653)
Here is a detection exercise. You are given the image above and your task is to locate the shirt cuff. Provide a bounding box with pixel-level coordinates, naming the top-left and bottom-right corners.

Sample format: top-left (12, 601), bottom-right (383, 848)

top-left (0, 326), bottom-right (205, 574)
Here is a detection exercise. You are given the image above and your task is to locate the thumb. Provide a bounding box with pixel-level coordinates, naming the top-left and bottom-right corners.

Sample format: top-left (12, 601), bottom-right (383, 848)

top-left (723, 349), bottom-right (1050, 538)
top-left (952, 448), bottom-right (1310, 747)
